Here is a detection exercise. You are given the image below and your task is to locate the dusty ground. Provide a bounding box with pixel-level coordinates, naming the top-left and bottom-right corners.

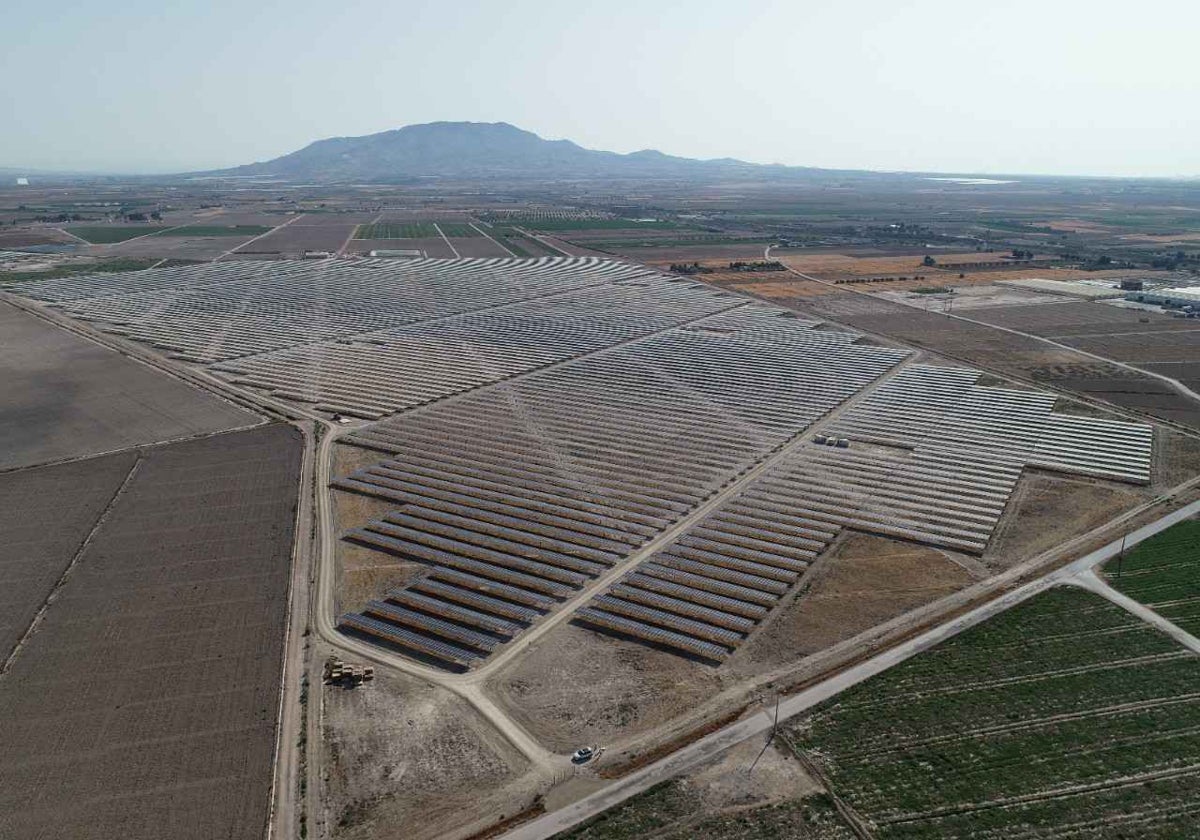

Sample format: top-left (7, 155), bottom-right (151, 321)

top-left (730, 535), bottom-right (980, 677)
top-left (490, 621), bottom-right (725, 754)
top-left (322, 670), bottom-right (535, 840)
top-left (985, 471), bottom-right (1145, 568)
top-left (0, 450), bottom-right (136, 657)
top-left (0, 424), bottom-right (301, 840)
top-left (0, 300), bottom-right (257, 469)
top-left (330, 443), bottom-right (426, 613)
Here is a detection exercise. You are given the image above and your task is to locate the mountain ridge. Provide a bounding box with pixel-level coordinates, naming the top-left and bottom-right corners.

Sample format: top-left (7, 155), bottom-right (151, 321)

top-left (207, 121), bottom-right (801, 182)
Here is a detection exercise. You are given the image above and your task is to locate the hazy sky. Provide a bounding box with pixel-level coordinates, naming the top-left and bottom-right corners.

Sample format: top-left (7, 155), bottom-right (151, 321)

top-left (4, 0), bottom-right (1197, 177)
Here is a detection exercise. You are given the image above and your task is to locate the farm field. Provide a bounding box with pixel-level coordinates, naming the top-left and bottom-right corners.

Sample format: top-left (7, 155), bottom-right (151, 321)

top-left (355, 222), bottom-right (440, 239)
top-left (160, 224), bottom-right (274, 237)
top-left (243, 219), bottom-right (356, 254)
top-left (0, 300), bottom-right (256, 468)
top-left (787, 290), bottom-right (1200, 430)
top-left (345, 237), bottom-right (455, 257)
top-left (64, 225), bottom-right (166, 243)
top-left (1103, 519), bottom-right (1200, 638)
top-left (968, 301), bottom-right (1200, 397)
top-left (786, 586), bottom-right (1200, 839)
top-left (0, 451), bottom-right (137, 658)
top-left (0, 424), bottom-right (302, 840)
top-left (450, 235), bottom-right (511, 257)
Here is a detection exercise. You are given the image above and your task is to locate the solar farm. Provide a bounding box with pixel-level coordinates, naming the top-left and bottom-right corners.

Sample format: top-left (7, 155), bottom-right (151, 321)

top-left (6, 255), bottom-right (1159, 672)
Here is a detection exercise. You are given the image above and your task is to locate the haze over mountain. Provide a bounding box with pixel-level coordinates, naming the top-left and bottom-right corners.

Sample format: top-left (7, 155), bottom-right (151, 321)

top-left (209, 121), bottom-right (805, 182)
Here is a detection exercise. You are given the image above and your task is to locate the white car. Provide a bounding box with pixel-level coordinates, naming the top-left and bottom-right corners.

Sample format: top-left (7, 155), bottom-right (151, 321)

top-left (571, 746), bottom-right (596, 764)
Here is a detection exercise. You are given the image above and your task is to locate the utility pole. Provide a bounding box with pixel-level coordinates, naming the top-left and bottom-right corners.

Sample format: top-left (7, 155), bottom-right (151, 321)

top-left (1117, 532), bottom-right (1128, 580)
top-left (746, 693), bottom-right (781, 775)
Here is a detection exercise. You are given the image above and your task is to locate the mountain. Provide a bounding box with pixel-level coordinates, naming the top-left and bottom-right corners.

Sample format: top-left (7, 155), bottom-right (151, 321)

top-left (207, 121), bottom-right (795, 182)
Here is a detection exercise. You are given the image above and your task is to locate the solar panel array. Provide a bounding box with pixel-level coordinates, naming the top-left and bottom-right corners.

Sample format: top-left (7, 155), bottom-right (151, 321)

top-left (333, 316), bottom-right (909, 667)
top-left (577, 363), bottom-right (1155, 661)
top-left (11, 257), bottom-right (1157, 666)
top-left (212, 276), bottom-right (745, 418)
top-left (13, 257), bottom-right (653, 363)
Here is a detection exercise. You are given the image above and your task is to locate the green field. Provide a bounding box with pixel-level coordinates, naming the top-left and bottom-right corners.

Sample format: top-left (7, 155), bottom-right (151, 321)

top-left (354, 221), bottom-right (480, 239)
top-left (482, 225), bottom-right (562, 257)
top-left (557, 780), bottom-right (853, 840)
top-left (786, 586), bottom-right (1200, 838)
top-left (507, 218), bottom-right (680, 231)
top-left (0, 258), bottom-right (158, 284)
top-left (161, 225), bottom-right (273, 237)
top-left (64, 226), bottom-right (167, 244)
top-left (1104, 519), bottom-right (1200, 638)
top-left (434, 222), bottom-right (481, 237)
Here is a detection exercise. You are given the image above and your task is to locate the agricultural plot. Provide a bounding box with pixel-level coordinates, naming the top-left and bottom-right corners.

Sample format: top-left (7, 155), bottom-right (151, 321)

top-left (243, 220), bottom-right (355, 254)
top-left (450, 234), bottom-right (511, 257)
top-left (0, 300), bottom-right (256, 468)
top-left (970, 301), bottom-right (1200, 395)
top-left (0, 424), bottom-right (301, 840)
top-left (354, 222), bottom-right (441, 239)
top-left (1104, 519), bottom-right (1200, 638)
top-left (799, 292), bottom-right (1200, 430)
top-left (345, 237), bottom-right (456, 258)
top-left (0, 451), bottom-right (137, 659)
top-left (788, 586), bottom-right (1200, 839)
top-left (63, 225), bottom-right (166, 244)
top-left (160, 224), bottom-right (274, 237)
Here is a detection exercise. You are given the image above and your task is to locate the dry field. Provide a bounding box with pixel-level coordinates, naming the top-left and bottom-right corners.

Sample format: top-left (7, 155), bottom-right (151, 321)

top-left (451, 235), bottom-right (512, 258)
top-left (0, 451), bottom-right (137, 657)
top-left (344, 237), bottom-right (456, 257)
top-left (0, 424), bottom-right (301, 840)
top-left (0, 300), bottom-right (256, 468)
top-left (969, 301), bottom-right (1200, 399)
top-left (730, 535), bottom-right (980, 675)
top-left (322, 669), bottom-right (535, 840)
top-left (244, 220), bottom-right (357, 254)
top-left (790, 291), bottom-right (1200, 429)
top-left (0, 228), bottom-right (76, 248)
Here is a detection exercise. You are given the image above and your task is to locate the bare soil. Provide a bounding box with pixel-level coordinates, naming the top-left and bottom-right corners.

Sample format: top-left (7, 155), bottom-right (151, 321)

top-left (0, 300), bottom-right (257, 468)
top-left (0, 450), bottom-right (137, 658)
top-left (0, 424), bottom-right (301, 840)
top-left (490, 621), bottom-right (725, 754)
top-left (731, 535), bottom-right (979, 675)
top-left (323, 670), bottom-right (535, 840)
top-left (985, 471), bottom-right (1144, 568)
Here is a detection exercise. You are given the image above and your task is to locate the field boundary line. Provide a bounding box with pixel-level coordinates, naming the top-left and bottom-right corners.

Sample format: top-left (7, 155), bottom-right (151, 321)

top-left (0, 456), bottom-right (141, 676)
top-left (265, 421), bottom-right (314, 840)
top-left (433, 223), bottom-right (461, 258)
top-left (218, 213), bottom-right (305, 262)
top-left (471, 221), bottom-right (517, 257)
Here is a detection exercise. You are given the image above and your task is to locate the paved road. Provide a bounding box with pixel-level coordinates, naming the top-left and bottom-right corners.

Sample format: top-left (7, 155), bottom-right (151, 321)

top-left (499, 497), bottom-right (1200, 840)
